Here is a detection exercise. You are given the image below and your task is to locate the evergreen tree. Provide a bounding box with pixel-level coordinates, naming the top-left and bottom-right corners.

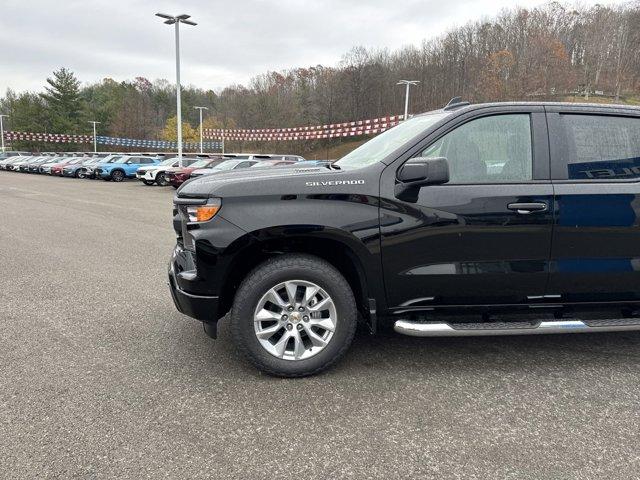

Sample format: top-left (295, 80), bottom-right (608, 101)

top-left (40, 68), bottom-right (84, 133)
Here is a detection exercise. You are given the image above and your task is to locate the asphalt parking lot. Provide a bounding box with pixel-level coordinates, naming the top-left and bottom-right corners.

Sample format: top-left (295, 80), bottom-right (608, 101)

top-left (2, 172), bottom-right (640, 479)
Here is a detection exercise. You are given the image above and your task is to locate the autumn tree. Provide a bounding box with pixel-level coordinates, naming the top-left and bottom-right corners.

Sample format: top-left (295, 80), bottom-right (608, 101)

top-left (162, 115), bottom-right (198, 142)
top-left (482, 50), bottom-right (516, 100)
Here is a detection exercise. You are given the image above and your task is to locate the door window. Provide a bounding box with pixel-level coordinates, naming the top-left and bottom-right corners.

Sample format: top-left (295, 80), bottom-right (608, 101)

top-left (419, 114), bottom-right (533, 184)
top-left (559, 114), bottom-right (640, 180)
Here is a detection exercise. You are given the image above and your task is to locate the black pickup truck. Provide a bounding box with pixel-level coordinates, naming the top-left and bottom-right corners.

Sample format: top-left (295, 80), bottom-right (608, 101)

top-left (169, 100), bottom-right (640, 377)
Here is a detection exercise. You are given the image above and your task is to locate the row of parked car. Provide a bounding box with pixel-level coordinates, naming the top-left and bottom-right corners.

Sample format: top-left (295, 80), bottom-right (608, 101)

top-left (0, 151), bottom-right (330, 188)
top-left (134, 153), bottom-right (329, 188)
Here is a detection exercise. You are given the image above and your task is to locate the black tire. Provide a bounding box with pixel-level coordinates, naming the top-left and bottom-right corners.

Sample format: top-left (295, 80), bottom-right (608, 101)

top-left (142, 179), bottom-right (155, 186)
top-left (156, 172), bottom-right (168, 186)
top-left (111, 170), bottom-right (125, 182)
top-left (75, 169), bottom-right (83, 178)
top-left (231, 254), bottom-right (357, 377)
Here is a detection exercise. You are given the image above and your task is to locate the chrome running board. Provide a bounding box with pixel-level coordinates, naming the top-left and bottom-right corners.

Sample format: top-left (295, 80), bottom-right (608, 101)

top-left (394, 319), bottom-right (640, 337)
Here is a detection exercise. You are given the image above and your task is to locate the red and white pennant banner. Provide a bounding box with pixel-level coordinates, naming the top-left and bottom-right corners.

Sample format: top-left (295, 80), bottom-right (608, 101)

top-left (3, 113), bottom-right (405, 144)
top-left (3, 131), bottom-right (92, 143)
top-left (203, 114), bottom-right (404, 141)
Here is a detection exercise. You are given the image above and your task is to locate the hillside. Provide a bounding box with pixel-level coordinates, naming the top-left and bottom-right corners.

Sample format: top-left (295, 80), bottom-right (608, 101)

top-left (2, 2), bottom-right (640, 152)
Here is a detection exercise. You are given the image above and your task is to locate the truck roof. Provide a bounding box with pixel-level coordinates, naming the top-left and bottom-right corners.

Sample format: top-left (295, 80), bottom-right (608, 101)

top-left (421, 100), bottom-right (640, 117)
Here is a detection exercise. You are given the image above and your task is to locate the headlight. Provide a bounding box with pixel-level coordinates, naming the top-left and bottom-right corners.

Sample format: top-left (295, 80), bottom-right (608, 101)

top-left (186, 199), bottom-right (221, 222)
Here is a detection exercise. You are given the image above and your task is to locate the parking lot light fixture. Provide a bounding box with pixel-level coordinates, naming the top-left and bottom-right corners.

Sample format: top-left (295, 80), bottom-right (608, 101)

top-left (88, 121), bottom-right (100, 153)
top-left (155, 13), bottom-right (197, 167)
top-left (0, 114), bottom-right (8, 152)
top-left (396, 80), bottom-right (420, 120)
top-left (194, 106), bottom-right (209, 154)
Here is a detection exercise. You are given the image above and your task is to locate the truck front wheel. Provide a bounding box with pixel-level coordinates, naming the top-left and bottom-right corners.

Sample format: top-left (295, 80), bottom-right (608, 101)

top-left (231, 254), bottom-right (357, 377)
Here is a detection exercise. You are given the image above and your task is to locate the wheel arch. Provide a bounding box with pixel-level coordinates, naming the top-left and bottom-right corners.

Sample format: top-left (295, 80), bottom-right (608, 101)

top-left (217, 226), bottom-right (380, 321)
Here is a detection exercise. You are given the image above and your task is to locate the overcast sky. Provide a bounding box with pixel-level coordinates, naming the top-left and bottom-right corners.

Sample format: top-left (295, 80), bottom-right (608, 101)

top-left (0, 0), bottom-right (629, 94)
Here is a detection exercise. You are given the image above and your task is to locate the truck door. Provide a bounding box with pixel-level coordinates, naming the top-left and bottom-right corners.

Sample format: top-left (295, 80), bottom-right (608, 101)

top-left (546, 107), bottom-right (640, 303)
top-left (379, 107), bottom-right (554, 309)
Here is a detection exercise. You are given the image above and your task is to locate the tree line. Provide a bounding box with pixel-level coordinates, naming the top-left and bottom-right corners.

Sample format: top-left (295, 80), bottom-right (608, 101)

top-left (1, 1), bottom-right (639, 153)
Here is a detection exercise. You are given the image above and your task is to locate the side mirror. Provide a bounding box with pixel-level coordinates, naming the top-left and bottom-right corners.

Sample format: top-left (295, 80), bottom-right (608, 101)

top-left (397, 157), bottom-right (449, 185)
top-left (395, 157), bottom-right (449, 202)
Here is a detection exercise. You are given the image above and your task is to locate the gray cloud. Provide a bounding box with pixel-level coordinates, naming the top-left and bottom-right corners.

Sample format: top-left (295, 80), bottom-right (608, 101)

top-left (0, 0), bottom-right (628, 94)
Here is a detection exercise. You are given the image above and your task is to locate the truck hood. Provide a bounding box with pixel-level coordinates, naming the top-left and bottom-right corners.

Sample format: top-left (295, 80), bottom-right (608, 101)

top-left (177, 164), bottom-right (373, 198)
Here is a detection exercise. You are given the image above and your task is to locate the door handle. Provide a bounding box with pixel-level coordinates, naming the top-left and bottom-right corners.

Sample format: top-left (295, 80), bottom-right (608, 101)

top-left (507, 202), bottom-right (548, 214)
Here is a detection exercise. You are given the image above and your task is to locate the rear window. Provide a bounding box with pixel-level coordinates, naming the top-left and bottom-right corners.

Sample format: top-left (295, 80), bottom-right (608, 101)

top-left (560, 114), bottom-right (640, 180)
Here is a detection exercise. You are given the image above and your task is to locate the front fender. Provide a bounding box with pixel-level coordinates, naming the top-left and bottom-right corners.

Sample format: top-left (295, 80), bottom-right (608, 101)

top-left (217, 193), bottom-right (384, 306)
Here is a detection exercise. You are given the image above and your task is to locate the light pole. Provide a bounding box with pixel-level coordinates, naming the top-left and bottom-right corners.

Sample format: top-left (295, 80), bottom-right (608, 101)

top-left (397, 80), bottom-right (420, 120)
top-left (0, 114), bottom-right (8, 152)
top-left (88, 121), bottom-right (100, 153)
top-left (194, 106), bottom-right (208, 154)
top-left (156, 13), bottom-right (197, 167)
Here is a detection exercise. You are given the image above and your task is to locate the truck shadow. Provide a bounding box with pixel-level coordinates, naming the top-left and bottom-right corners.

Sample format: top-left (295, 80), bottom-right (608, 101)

top-left (341, 325), bottom-right (640, 376)
top-left (201, 316), bottom-right (640, 379)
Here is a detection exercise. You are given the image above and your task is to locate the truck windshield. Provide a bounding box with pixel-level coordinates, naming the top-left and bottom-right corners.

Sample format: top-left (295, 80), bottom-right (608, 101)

top-left (335, 112), bottom-right (449, 170)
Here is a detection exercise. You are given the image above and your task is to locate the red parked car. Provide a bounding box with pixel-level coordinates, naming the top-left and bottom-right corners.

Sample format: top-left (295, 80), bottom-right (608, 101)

top-left (166, 158), bottom-right (225, 188)
top-left (50, 157), bottom-right (84, 176)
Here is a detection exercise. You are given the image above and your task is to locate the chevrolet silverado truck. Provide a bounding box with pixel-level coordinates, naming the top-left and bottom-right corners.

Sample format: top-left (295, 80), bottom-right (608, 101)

top-left (169, 99), bottom-right (640, 377)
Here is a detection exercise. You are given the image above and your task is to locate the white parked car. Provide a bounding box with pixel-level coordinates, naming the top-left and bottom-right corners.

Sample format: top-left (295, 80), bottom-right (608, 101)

top-left (136, 157), bottom-right (198, 186)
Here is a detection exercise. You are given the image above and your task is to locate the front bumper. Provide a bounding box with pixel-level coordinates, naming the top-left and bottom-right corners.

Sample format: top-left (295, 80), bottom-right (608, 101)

top-left (136, 171), bottom-right (155, 181)
top-left (167, 174), bottom-right (188, 187)
top-left (168, 246), bottom-right (220, 323)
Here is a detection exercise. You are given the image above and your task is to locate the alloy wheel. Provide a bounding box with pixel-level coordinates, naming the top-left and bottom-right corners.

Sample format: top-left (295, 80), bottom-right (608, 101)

top-left (253, 280), bottom-right (337, 361)
top-left (156, 172), bottom-right (168, 186)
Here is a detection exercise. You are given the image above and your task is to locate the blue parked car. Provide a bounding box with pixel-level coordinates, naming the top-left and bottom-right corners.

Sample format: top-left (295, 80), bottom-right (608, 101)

top-left (94, 155), bottom-right (160, 182)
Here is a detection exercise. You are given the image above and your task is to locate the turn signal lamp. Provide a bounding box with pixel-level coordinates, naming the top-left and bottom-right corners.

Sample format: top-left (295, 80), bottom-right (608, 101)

top-left (186, 199), bottom-right (221, 222)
